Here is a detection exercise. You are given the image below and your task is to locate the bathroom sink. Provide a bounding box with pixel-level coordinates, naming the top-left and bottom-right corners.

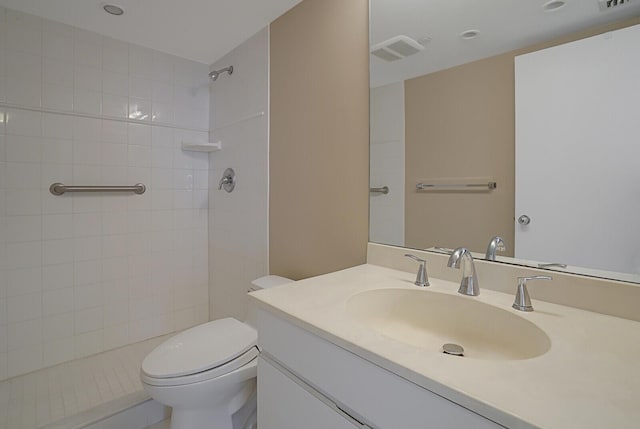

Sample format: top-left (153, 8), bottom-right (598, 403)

top-left (347, 289), bottom-right (550, 360)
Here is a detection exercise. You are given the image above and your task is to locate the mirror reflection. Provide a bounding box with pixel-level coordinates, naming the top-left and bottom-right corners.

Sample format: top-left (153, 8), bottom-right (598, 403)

top-left (369, 0), bottom-right (640, 283)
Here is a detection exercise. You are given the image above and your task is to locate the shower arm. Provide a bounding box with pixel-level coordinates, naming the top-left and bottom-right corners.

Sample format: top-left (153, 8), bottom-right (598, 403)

top-left (209, 65), bottom-right (234, 81)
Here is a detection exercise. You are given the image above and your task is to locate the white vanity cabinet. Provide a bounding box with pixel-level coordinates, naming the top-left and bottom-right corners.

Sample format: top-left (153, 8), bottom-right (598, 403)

top-left (258, 356), bottom-right (364, 428)
top-left (255, 307), bottom-right (503, 429)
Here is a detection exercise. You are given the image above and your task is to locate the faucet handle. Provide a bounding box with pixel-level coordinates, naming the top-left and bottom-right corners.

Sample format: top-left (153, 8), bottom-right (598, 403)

top-left (513, 276), bottom-right (552, 312)
top-left (404, 254), bottom-right (429, 287)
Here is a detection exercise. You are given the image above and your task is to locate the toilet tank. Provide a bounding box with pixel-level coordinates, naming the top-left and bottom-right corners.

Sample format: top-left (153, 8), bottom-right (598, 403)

top-left (246, 275), bottom-right (293, 329)
top-left (248, 275), bottom-right (294, 292)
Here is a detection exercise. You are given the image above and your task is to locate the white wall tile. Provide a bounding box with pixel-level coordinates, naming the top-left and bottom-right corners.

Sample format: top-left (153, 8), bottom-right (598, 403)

top-left (74, 237), bottom-right (102, 262)
top-left (102, 38), bottom-right (128, 74)
top-left (74, 283), bottom-right (102, 310)
top-left (128, 98), bottom-right (151, 122)
top-left (43, 214), bottom-right (73, 240)
top-left (43, 113), bottom-right (74, 139)
top-left (74, 329), bottom-right (102, 358)
top-left (42, 84), bottom-right (74, 111)
top-left (73, 117), bottom-right (101, 141)
top-left (103, 323), bottom-right (127, 350)
top-left (5, 10), bottom-right (42, 56)
top-left (42, 312), bottom-right (74, 340)
top-left (0, 7), bottom-right (209, 380)
top-left (152, 82), bottom-right (174, 104)
top-left (5, 50), bottom-right (42, 83)
top-left (43, 288), bottom-right (74, 317)
top-left (152, 102), bottom-right (174, 124)
top-left (43, 336), bottom-right (74, 366)
top-left (7, 294), bottom-right (41, 323)
top-left (7, 343), bottom-right (42, 377)
top-left (102, 120), bottom-right (128, 144)
top-left (152, 52), bottom-right (175, 84)
top-left (102, 71), bottom-right (129, 96)
top-left (75, 65), bottom-right (102, 92)
top-left (102, 212), bottom-right (128, 235)
top-left (42, 21), bottom-right (74, 62)
top-left (6, 80), bottom-right (41, 108)
top-left (101, 143), bottom-right (128, 166)
top-left (74, 30), bottom-right (102, 69)
top-left (5, 135), bottom-right (41, 163)
top-left (129, 77), bottom-right (153, 100)
top-left (151, 126), bottom-right (173, 147)
top-left (42, 239), bottom-right (74, 266)
top-left (128, 144), bottom-right (151, 168)
top-left (74, 88), bottom-right (102, 115)
top-left (5, 241), bottom-right (42, 268)
top-left (129, 46), bottom-right (153, 79)
top-left (75, 306), bottom-right (102, 334)
top-left (5, 109), bottom-right (42, 137)
top-left (102, 94), bottom-right (128, 118)
top-left (73, 213), bottom-right (102, 237)
top-left (42, 264), bottom-right (73, 291)
top-left (43, 57), bottom-right (74, 87)
top-left (6, 267), bottom-right (41, 297)
top-left (42, 139), bottom-right (73, 164)
top-left (73, 142), bottom-right (102, 165)
top-left (208, 28), bottom-right (267, 321)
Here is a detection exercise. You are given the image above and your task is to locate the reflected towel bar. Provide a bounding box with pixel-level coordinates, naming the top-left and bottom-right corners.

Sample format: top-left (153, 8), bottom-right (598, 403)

top-left (370, 186), bottom-right (389, 195)
top-left (50, 183), bottom-right (146, 196)
top-left (416, 182), bottom-right (497, 190)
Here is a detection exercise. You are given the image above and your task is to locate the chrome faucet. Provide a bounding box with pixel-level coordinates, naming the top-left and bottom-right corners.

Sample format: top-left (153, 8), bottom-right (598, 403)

top-left (404, 254), bottom-right (429, 287)
top-left (485, 236), bottom-right (506, 261)
top-left (512, 276), bottom-right (552, 311)
top-left (447, 247), bottom-right (480, 296)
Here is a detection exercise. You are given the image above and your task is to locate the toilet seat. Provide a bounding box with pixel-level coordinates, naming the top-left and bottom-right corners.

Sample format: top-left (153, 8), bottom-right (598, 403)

top-left (141, 347), bottom-right (258, 387)
top-left (141, 318), bottom-right (258, 387)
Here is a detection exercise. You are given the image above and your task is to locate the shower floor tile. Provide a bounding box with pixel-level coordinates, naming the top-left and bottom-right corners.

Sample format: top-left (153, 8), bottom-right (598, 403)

top-left (0, 334), bottom-right (171, 429)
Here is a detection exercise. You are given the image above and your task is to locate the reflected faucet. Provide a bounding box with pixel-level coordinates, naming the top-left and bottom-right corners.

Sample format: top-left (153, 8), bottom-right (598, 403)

top-left (447, 247), bottom-right (480, 296)
top-left (485, 236), bottom-right (506, 261)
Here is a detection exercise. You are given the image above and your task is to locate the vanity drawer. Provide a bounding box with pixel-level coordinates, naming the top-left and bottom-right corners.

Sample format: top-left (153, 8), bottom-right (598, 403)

top-left (256, 308), bottom-right (503, 429)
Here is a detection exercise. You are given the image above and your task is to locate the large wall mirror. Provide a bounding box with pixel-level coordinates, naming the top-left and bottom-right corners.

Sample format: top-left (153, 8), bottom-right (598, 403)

top-left (369, 0), bottom-right (640, 283)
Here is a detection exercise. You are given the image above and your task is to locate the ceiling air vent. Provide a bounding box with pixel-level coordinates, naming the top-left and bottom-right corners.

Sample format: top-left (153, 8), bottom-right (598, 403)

top-left (371, 35), bottom-right (425, 62)
top-left (599, 0), bottom-right (632, 11)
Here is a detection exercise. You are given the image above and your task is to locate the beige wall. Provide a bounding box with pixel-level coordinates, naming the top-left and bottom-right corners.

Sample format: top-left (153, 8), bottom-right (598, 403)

top-left (269, 0), bottom-right (370, 280)
top-left (404, 17), bottom-right (640, 255)
top-left (405, 54), bottom-right (515, 255)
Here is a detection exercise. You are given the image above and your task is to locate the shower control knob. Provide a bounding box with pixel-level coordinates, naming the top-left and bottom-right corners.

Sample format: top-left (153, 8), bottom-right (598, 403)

top-left (518, 214), bottom-right (531, 225)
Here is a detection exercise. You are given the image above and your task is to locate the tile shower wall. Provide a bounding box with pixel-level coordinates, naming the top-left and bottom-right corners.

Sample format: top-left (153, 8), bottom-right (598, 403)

top-left (208, 28), bottom-right (269, 320)
top-left (369, 82), bottom-right (405, 247)
top-left (0, 7), bottom-right (210, 380)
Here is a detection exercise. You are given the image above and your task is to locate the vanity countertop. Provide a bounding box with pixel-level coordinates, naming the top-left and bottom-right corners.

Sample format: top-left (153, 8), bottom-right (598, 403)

top-left (249, 264), bottom-right (640, 429)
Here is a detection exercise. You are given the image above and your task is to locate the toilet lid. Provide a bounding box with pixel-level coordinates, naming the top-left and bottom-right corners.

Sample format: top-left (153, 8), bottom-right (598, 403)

top-left (141, 318), bottom-right (257, 379)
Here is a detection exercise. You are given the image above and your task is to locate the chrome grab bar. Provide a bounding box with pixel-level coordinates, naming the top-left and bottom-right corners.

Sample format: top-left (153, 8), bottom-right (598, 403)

top-left (370, 186), bottom-right (389, 195)
top-left (538, 263), bottom-right (568, 269)
top-left (416, 182), bottom-right (497, 190)
top-left (49, 182), bottom-right (146, 196)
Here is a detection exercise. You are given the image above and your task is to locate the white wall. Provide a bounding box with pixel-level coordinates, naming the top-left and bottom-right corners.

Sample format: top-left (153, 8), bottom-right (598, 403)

top-left (208, 29), bottom-right (270, 320)
top-left (0, 7), bottom-right (210, 380)
top-left (369, 82), bottom-right (405, 247)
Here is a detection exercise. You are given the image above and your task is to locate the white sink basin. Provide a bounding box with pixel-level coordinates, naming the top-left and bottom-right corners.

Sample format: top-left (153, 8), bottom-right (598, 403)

top-left (347, 289), bottom-right (550, 360)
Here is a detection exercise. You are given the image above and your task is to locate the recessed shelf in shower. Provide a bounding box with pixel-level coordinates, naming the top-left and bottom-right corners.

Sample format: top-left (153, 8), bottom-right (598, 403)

top-left (181, 141), bottom-right (222, 152)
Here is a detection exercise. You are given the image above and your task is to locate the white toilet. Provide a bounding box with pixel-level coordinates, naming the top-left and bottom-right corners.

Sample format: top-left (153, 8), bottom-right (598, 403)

top-left (140, 276), bottom-right (293, 429)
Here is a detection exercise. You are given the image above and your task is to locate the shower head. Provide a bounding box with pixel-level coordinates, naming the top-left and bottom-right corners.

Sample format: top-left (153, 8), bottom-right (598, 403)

top-left (209, 66), bottom-right (233, 82)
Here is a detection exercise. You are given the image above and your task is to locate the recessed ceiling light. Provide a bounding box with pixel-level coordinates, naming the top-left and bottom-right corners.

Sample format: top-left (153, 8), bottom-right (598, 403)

top-left (543, 0), bottom-right (566, 12)
top-left (460, 30), bottom-right (480, 40)
top-left (101, 3), bottom-right (125, 16)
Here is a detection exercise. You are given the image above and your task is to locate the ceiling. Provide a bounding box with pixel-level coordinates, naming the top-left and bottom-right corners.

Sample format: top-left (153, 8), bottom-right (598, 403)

top-left (0, 0), bottom-right (303, 65)
top-left (371, 0), bottom-right (640, 87)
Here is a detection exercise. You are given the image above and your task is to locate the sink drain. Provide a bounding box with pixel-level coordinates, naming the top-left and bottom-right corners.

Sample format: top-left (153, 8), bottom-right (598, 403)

top-left (442, 343), bottom-right (464, 356)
